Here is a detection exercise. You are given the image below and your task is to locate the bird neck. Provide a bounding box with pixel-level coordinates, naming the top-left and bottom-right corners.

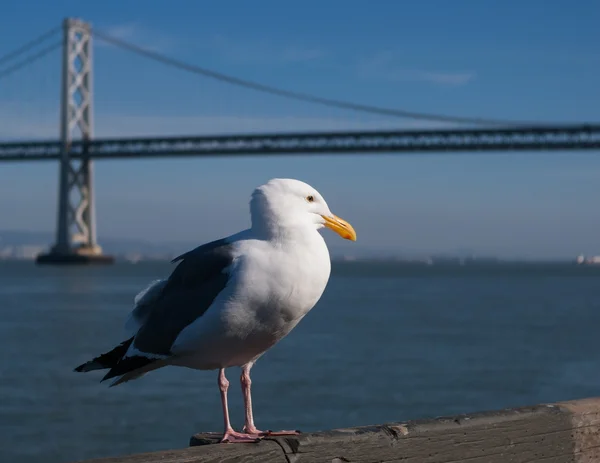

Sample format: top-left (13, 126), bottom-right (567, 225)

top-left (251, 216), bottom-right (321, 245)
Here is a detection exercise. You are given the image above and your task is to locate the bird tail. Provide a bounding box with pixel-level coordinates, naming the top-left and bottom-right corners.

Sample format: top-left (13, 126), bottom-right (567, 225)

top-left (103, 356), bottom-right (167, 387)
top-left (107, 370), bottom-right (149, 387)
top-left (73, 337), bottom-right (134, 373)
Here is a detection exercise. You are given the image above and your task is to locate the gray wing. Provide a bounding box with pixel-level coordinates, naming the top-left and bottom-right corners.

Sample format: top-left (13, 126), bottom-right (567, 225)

top-left (131, 237), bottom-right (235, 356)
top-left (100, 238), bottom-right (237, 383)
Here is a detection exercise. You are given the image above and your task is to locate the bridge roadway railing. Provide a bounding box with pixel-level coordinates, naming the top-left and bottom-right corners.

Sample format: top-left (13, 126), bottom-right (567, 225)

top-left (1, 124), bottom-right (599, 162)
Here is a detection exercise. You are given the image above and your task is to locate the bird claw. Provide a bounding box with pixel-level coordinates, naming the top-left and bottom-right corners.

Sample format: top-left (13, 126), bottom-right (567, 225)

top-left (220, 430), bottom-right (262, 443)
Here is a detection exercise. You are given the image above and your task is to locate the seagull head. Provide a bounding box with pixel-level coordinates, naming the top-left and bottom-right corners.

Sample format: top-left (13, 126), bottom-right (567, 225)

top-left (250, 178), bottom-right (357, 242)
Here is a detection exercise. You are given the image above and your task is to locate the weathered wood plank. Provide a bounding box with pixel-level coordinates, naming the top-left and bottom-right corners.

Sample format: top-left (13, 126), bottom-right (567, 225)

top-left (263, 405), bottom-right (574, 462)
top-left (74, 397), bottom-right (600, 463)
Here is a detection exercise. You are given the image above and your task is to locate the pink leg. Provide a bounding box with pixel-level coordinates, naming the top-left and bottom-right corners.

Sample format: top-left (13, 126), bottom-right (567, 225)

top-left (240, 363), bottom-right (301, 437)
top-left (218, 368), bottom-right (261, 444)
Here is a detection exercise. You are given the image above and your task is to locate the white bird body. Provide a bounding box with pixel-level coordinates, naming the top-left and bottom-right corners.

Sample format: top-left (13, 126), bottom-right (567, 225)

top-left (75, 178), bottom-right (355, 443)
top-left (171, 228), bottom-right (332, 370)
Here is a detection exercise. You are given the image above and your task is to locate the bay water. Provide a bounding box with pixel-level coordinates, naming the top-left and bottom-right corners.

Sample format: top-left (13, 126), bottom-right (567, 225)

top-left (1, 261), bottom-right (599, 462)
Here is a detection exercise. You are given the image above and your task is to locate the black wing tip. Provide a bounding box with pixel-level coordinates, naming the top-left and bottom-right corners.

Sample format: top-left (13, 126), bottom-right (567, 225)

top-left (73, 337), bottom-right (135, 374)
top-left (74, 362), bottom-right (93, 372)
top-left (73, 358), bottom-right (111, 373)
top-left (101, 355), bottom-right (157, 382)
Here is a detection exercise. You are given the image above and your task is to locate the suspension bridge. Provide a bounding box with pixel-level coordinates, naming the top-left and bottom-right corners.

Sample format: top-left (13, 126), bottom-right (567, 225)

top-left (0, 18), bottom-right (598, 265)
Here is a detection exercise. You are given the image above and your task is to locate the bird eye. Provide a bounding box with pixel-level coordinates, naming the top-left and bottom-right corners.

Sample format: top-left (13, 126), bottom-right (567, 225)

top-left (306, 195), bottom-right (314, 203)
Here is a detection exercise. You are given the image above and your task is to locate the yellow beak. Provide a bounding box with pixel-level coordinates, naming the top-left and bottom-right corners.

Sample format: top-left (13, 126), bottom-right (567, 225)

top-left (321, 214), bottom-right (357, 241)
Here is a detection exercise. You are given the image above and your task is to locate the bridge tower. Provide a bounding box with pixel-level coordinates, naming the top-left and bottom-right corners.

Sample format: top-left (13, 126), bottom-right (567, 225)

top-left (36, 18), bottom-right (113, 264)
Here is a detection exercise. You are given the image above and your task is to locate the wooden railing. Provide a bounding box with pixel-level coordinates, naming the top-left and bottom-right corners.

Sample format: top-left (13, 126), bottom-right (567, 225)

top-left (74, 396), bottom-right (600, 462)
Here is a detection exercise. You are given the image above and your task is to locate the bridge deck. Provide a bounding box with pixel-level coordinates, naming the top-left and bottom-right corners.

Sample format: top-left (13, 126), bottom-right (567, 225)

top-left (1, 124), bottom-right (599, 161)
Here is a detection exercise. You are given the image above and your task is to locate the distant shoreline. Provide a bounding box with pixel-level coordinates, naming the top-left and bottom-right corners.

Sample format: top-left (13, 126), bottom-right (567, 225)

top-left (0, 229), bottom-right (596, 265)
top-left (0, 256), bottom-right (594, 266)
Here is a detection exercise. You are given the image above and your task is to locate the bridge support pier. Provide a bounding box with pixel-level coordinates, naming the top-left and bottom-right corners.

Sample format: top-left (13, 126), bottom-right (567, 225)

top-left (36, 18), bottom-right (113, 265)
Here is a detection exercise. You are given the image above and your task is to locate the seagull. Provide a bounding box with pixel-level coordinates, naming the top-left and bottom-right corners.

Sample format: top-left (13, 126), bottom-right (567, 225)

top-left (74, 178), bottom-right (357, 443)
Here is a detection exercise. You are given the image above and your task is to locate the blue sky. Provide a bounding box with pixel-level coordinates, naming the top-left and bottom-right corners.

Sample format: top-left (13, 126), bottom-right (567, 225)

top-left (0, 0), bottom-right (599, 259)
